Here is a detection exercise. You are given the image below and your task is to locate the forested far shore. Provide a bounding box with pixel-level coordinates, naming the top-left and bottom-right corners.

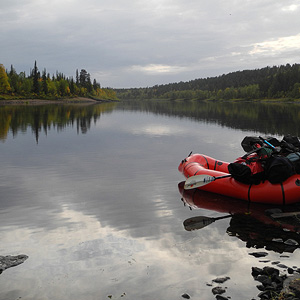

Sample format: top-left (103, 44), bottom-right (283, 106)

top-left (0, 62), bottom-right (118, 101)
top-left (3, 62), bottom-right (300, 102)
top-left (115, 63), bottom-right (300, 101)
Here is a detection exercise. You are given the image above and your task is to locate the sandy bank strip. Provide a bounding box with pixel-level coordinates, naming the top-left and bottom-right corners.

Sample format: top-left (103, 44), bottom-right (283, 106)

top-left (0, 97), bottom-right (101, 105)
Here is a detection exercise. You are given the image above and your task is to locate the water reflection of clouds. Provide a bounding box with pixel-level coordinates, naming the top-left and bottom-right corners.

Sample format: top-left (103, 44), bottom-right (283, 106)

top-left (153, 197), bottom-right (174, 217)
top-left (131, 124), bottom-right (186, 137)
top-left (94, 110), bottom-right (270, 163)
top-left (0, 204), bottom-right (245, 299)
top-left (96, 111), bottom-right (189, 136)
top-left (0, 190), bottom-right (275, 299)
top-left (0, 177), bottom-right (260, 298)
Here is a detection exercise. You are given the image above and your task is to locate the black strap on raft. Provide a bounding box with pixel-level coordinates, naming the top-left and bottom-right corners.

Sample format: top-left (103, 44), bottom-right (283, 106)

top-left (247, 183), bottom-right (252, 212)
top-left (248, 183), bottom-right (286, 206)
top-left (214, 160), bottom-right (218, 170)
top-left (181, 151), bottom-right (193, 164)
top-left (247, 184), bottom-right (252, 205)
top-left (200, 155), bottom-right (209, 169)
top-left (280, 183), bottom-right (286, 206)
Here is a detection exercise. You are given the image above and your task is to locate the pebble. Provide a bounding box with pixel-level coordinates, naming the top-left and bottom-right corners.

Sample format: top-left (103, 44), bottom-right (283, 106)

top-left (216, 295), bottom-right (229, 300)
top-left (249, 252), bottom-right (268, 258)
top-left (277, 263), bottom-right (288, 268)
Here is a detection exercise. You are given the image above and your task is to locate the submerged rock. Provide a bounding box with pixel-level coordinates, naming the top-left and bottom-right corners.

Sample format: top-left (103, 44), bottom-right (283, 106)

top-left (216, 295), bottom-right (229, 300)
top-left (249, 252), bottom-right (268, 258)
top-left (212, 276), bottom-right (230, 284)
top-left (212, 286), bottom-right (226, 295)
top-left (0, 254), bottom-right (28, 274)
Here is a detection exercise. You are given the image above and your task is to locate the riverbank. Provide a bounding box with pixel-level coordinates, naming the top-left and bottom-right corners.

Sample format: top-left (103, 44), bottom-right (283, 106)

top-left (0, 97), bottom-right (116, 105)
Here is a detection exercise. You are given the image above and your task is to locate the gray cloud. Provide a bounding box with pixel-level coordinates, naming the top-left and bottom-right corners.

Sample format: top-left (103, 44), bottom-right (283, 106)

top-left (1, 0), bottom-right (300, 87)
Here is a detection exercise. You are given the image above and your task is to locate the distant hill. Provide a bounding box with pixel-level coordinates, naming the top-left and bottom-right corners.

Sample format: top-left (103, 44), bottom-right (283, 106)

top-left (115, 63), bottom-right (300, 101)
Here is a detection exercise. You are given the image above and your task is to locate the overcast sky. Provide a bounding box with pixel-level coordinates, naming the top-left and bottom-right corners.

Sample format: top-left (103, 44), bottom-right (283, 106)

top-left (1, 0), bottom-right (300, 88)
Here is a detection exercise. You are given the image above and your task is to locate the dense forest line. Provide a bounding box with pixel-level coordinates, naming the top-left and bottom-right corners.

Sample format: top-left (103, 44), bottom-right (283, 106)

top-left (115, 63), bottom-right (300, 101)
top-left (0, 61), bottom-right (118, 101)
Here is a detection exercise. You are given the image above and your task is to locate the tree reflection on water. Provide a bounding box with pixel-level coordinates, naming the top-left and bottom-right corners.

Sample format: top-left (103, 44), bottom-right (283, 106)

top-left (0, 102), bottom-right (116, 143)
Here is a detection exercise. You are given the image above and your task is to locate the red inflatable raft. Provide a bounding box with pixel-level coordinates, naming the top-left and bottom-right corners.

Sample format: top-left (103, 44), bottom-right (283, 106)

top-left (178, 153), bottom-right (300, 205)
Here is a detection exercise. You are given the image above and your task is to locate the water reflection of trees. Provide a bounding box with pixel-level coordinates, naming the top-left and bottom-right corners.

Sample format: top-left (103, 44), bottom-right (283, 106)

top-left (0, 103), bottom-right (116, 143)
top-left (3, 100), bottom-right (300, 143)
top-left (119, 100), bottom-right (300, 136)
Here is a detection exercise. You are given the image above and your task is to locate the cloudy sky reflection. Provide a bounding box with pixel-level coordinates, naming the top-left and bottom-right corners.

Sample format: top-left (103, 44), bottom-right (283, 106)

top-left (0, 205), bottom-right (259, 299)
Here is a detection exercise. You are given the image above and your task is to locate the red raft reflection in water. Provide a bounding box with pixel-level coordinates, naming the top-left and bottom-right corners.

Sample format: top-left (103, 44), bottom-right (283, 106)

top-left (178, 181), bottom-right (300, 254)
top-left (178, 153), bottom-right (300, 205)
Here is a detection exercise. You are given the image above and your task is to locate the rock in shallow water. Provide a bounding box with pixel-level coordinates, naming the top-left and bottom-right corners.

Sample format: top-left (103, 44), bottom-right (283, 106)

top-left (251, 265), bottom-right (300, 299)
top-left (216, 295), bottom-right (229, 300)
top-left (212, 276), bottom-right (230, 284)
top-left (249, 252), bottom-right (268, 258)
top-left (212, 286), bottom-right (226, 295)
top-left (0, 254), bottom-right (28, 274)
top-left (289, 277), bottom-right (300, 297)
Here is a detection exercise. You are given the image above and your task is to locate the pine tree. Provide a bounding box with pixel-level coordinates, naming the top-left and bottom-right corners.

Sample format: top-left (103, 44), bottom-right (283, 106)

top-left (42, 68), bottom-right (48, 95)
top-left (32, 60), bottom-right (40, 94)
top-left (76, 69), bottom-right (79, 85)
top-left (70, 77), bottom-right (75, 94)
top-left (79, 69), bottom-right (88, 87)
top-left (86, 72), bottom-right (92, 92)
top-left (93, 79), bottom-right (101, 90)
top-left (8, 65), bottom-right (19, 93)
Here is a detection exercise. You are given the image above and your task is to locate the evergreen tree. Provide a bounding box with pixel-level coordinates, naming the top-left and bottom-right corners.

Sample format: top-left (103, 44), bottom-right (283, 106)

top-left (8, 65), bottom-right (19, 93)
top-left (79, 69), bottom-right (88, 87)
top-left (42, 68), bottom-right (48, 95)
top-left (86, 72), bottom-right (92, 92)
top-left (76, 69), bottom-right (79, 85)
top-left (32, 60), bottom-right (40, 94)
top-left (93, 79), bottom-right (101, 90)
top-left (70, 77), bottom-right (75, 94)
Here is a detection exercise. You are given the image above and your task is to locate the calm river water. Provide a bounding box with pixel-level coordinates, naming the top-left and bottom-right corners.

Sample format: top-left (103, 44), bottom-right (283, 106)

top-left (1, 100), bottom-right (300, 300)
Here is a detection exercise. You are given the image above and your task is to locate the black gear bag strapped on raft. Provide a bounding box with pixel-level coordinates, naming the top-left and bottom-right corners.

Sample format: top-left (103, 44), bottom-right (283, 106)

top-left (228, 147), bottom-right (271, 185)
top-left (229, 135), bottom-right (300, 185)
top-left (265, 156), bottom-right (294, 184)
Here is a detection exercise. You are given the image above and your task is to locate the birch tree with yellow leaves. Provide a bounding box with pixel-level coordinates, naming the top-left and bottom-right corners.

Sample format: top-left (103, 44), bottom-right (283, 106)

top-left (0, 64), bottom-right (11, 94)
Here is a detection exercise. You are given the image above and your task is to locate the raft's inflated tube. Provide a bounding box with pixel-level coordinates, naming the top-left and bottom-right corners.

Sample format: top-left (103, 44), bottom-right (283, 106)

top-left (178, 154), bottom-right (300, 205)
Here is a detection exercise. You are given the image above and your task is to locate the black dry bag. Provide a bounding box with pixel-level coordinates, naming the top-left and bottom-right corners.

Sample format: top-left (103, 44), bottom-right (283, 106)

top-left (265, 156), bottom-right (294, 184)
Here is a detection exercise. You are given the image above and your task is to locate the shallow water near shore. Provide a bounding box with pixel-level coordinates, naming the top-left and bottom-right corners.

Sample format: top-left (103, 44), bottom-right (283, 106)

top-left (1, 100), bottom-right (300, 300)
